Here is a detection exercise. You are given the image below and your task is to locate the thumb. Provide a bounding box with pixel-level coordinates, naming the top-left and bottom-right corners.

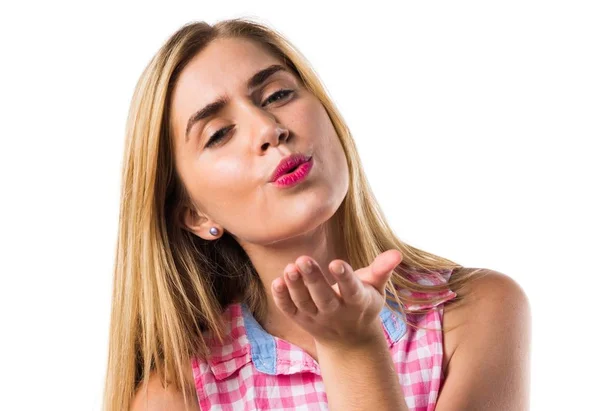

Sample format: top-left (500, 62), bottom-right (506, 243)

top-left (362, 249), bottom-right (403, 294)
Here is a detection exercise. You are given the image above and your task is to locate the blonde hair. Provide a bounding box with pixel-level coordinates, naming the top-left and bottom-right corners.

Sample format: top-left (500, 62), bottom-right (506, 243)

top-left (102, 17), bottom-right (485, 411)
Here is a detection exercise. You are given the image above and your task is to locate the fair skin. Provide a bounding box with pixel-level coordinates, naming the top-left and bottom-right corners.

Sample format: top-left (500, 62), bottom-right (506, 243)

top-left (131, 37), bottom-right (531, 410)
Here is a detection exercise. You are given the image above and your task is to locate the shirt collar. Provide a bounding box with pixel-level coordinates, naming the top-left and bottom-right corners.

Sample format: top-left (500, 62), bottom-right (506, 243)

top-left (204, 268), bottom-right (457, 379)
top-left (205, 301), bottom-right (408, 379)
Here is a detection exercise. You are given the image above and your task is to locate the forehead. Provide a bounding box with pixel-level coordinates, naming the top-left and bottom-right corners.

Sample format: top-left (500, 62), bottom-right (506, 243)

top-left (170, 38), bottom-right (286, 138)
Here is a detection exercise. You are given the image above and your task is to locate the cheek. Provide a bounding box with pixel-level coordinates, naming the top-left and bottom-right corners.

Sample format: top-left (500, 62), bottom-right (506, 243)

top-left (203, 159), bottom-right (247, 187)
top-left (312, 116), bottom-right (347, 177)
top-left (193, 159), bottom-right (264, 216)
top-left (304, 103), bottom-right (339, 153)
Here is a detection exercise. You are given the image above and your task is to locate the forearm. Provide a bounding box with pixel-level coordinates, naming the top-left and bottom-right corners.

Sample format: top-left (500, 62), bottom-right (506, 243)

top-left (316, 324), bottom-right (408, 411)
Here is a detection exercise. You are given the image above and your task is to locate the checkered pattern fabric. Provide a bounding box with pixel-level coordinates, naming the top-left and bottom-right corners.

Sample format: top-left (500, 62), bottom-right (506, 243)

top-left (191, 268), bottom-right (457, 410)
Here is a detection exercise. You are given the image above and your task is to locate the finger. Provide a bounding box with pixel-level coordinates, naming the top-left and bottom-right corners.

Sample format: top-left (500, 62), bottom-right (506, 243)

top-left (271, 276), bottom-right (298, 316)
top-left (321, 266), bottom-right (338, 286)
top-left (284, 264), bottom-right (318, 315)
top-left (296, 257), bottom-right (340, 313)
top-left (329, 260), bottom-right (365, 305)
top-left (362, 250), bottom-right (403, 294)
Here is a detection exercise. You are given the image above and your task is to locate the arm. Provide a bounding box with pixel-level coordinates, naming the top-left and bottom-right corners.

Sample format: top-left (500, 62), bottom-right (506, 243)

top-left (436, 271), bottom-right (532, 410)
top-left (316, 321), bottom-right (408, 411)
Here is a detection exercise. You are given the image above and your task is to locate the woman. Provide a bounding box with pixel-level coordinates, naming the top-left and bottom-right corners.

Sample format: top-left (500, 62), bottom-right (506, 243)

top-left (103, 18), bottom-right (531, 411)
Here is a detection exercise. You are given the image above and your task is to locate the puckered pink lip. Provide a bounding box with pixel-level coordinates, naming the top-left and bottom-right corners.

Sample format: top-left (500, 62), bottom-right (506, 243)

top-left (270, 157), bottom-right (314, 188)
top-left (269, 153), bottom-right (312, 182)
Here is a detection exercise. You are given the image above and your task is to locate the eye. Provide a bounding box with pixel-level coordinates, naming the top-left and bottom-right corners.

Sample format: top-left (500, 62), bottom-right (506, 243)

top-left (205, 125), bottom-right (234, 148)
top-left (261, 89), bottom-right (294, 107)
top-left (204, 89), bottom-right (294, 149)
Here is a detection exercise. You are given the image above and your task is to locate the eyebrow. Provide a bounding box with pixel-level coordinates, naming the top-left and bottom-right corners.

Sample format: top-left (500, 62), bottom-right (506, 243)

top-left (184, 64), bottom-right (289, 142)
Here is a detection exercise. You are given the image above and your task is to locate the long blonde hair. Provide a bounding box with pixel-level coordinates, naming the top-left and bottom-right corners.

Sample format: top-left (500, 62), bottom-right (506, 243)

top-left (103, 17), bottom-right (484, 411)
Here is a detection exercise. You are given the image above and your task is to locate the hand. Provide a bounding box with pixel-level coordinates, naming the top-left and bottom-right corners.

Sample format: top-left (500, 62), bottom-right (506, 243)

top-left (271, 249), bottom-right (403, 348)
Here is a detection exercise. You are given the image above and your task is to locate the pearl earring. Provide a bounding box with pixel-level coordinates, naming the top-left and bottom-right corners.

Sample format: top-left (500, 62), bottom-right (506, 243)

top-left (209, 227), bottom-right (219, 236)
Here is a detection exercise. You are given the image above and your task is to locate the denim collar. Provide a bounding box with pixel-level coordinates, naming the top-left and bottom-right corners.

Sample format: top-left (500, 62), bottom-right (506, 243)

top-left (240, 301), bottom-right (407, 375)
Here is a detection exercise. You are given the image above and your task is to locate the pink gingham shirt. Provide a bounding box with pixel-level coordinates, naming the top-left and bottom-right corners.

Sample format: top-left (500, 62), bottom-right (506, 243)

top-left (191, 268), bottom-right (457, 410)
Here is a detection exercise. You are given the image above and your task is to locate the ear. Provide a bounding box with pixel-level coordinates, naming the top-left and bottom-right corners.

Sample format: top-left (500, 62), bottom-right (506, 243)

top-left (179, 205), bottom-right (221, 240)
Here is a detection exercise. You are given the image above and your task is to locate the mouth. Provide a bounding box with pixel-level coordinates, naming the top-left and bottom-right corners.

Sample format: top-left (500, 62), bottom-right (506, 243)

top-left (283, 164), bottom-right (301, 174)
top-left (269, 153), bottom-right (312, 182)
top-left (270, 157), bottom-right (314, 188)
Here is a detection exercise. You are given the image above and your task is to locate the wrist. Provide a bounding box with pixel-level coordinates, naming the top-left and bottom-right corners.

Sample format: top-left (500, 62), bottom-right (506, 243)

top-left (315, 321), bottom-right (386, 353)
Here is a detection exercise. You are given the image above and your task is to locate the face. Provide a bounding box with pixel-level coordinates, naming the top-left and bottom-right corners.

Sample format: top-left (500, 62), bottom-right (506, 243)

top-left (170, 37), bottom-right (349, 246)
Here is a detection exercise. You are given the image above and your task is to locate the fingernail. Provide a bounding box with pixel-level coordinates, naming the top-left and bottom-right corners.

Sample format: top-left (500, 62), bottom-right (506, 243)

top-left (298, 260), bottom-right (312, 274)
top-left (288, 270), bottom-right (299, 281)
top-left (333, 263), bottom-right (345, 275)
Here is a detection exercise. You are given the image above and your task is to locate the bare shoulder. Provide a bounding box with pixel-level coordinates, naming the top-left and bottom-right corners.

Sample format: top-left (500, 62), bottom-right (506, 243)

top-left (130, 362), bottom-right (200, 411)
top-left (442, 268), bottom-right (530, 342)
top-left (439, 268), bottom-right (531, 410)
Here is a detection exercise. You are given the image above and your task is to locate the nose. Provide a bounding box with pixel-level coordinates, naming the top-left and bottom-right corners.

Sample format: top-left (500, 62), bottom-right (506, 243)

top-left (259, 124), bottom-right (289, 152)
top-left (248, 106), bottom-right (290, 153)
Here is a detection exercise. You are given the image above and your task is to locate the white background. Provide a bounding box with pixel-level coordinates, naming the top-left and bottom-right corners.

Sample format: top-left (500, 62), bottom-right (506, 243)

top-left (1, 1), bottom-right (598, 410)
